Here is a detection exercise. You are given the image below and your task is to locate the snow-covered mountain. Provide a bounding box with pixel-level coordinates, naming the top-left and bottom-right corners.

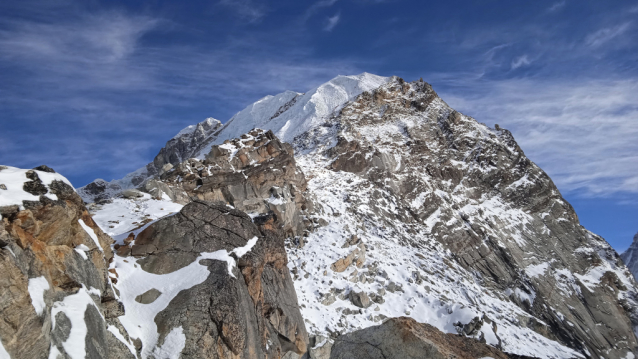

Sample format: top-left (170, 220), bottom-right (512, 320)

top-left (6, 73), bottom-right (637, 359)
top-left (621, 232), bottom-right (638, 279)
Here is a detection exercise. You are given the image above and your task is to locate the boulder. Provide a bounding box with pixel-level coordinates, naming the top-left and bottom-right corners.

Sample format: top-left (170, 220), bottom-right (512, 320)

top-left (116, 200), bottom-right (309, 358)
top-left (329, 317), bottom-right (509, 359)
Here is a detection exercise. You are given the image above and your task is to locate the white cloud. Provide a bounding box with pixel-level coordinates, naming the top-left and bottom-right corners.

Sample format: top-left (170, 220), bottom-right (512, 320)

top-left (438, 78), bottom-right (638, 197)
top-left (510, 55), bottom-right (531, 69)
top-left (585, 22), bottom-right (632, 47)
top-left (324, 12), bottom-right (341, 31)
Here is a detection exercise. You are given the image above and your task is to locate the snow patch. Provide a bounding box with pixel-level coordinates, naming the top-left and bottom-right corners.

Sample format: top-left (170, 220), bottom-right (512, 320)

top-left (28, 276), bottom-right (49, 316)
top-left (49, 286), bottom-right (103, 359)
top-left (78, 219), bottom-right (103, 253)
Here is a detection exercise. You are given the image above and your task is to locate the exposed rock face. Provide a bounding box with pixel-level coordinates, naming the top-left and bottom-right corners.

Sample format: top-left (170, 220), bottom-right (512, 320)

top-left (149, 117), bottom-right (223, 177)
top-left (329, 317), bottom-right (509, 359)
top-left (78, 117), bottom-right (223, 203)
top-left (146, 128), bottom-right (313, 238)
top-left (621, 232), bottom-right (638, 280)
top-left (0, 166), bottom-right (132, 359)
top-left (112, 200), bottom-right (308, 358)
top-left (284, 77), bottom-right (638, 358)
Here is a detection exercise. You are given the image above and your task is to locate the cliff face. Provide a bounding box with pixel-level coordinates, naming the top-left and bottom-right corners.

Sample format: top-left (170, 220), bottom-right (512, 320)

top-left (0, 166), bottom-right (131, 358)
top-left (111, 200), bottom-right (308, 358)
top-left (621, 233), bottom-right (638, 279)
top-left (284, 77), bottom-right (638, 358)
top-left (144, 128), bottom-right (313, 238)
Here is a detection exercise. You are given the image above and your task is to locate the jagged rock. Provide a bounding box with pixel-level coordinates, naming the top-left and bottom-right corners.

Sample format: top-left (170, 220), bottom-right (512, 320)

top-left (329, 317), bottom-right (509, 359)
top-left (32, 165), bottom-right (56, 173)
top-left (0, 166), bottom-right (131, 359)
top-left (115, 200), bottom-right (308, 358)
top-left (77, 118), bottom-right (223, 203)
top-left (330, 243), bottom-right (365, 273)
top-left (152, 128), bottom-right (313, 237)
top-left (308, 335), bottom-right (333, 359)
top-left (349, 291), bottom-right (371, 308)
top-left (621, 232), bottom-right (638, 280)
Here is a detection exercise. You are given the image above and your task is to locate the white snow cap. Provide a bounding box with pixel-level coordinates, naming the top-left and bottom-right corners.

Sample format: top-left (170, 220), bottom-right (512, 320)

top-left (194, 72), bottom-right (390, 157)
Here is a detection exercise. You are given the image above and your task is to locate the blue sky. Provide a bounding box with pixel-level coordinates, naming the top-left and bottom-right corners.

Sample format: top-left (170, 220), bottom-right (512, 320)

top-left (0, 0), bottom-right (636, 250)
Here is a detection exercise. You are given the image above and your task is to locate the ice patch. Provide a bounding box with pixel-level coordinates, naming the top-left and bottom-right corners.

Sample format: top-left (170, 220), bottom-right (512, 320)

top-left (28, 276), bottom-right (49, 316)
top-left (526, 262), bottom-right (550, 278)
top-left (233, 236), bottom-right (259, 258)
top-left (74, 244), bottom-right (90, 260)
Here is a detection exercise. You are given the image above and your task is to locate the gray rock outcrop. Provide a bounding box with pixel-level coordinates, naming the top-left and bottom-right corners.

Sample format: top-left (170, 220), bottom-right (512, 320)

top-left (147, 128), bottom-right (314, 238)
top-left (329, 317), bottom-right (509, 359)
top-left (621, 232), bottom-right (638, 280)
top-left (114, 200), bottom-right (309, 358)
top-left (0, 166), bottom-right (132, 359)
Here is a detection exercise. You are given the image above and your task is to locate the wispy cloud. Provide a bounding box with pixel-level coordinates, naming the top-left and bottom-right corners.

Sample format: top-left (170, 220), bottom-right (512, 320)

top-left (585, 22), bottom-right (632, 47)
top-left (510, 54), bottom-right (531, 69)
top-left (302, 0), bottom-right (339, 22)
top-left (0, 9), bottom-right (367, 185)
top-left (324, 12), bottom-right (341, 31)
top-left (218, 0), bottom-right (267, 23)
top-left (437, 77), bottom-right (638, 197)
top-left (547, 1), bottom-right (566, 12)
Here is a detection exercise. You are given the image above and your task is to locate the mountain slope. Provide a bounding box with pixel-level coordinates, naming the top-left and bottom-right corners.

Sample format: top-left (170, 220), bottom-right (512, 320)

top-left (621, 232), bottom-right (638, 280)
top-left (82, 73), bottom-right (638, 359)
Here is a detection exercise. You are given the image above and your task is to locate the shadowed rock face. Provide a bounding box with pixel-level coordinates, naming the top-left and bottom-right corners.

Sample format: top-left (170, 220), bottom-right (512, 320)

top-left (146, 128), bottom-right (314, 238)
top-left (116, 200), bottom-right (309, 358)
top-left (0, 167), bottom-right (132, 359)
top-left (329, 317), bottom-right (510, 359)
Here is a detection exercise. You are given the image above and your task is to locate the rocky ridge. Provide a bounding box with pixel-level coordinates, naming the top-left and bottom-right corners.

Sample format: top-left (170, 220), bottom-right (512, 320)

top-left (621, 232), bottom-right (638, 280)
top-left (0, 165), bottom-right (129, 358)
top-left (0, 165), bottom-right (310, 358)
top-left (78, 117), bottom-right (223, 203)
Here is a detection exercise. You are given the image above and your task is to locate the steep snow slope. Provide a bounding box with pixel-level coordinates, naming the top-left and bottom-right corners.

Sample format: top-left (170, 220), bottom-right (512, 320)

top-left (84, 74), bottom-right (638, 359)
top-left (621, 233), bottom-right (638, 280)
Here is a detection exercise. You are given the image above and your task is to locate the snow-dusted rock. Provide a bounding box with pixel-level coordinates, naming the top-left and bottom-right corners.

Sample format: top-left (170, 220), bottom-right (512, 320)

top-left (621, 233), bottom-right (638, 280)
top-left (111, 200), bottom-right (309, 358)
top-left (0, 166), bottom-right (132, 359)
top-left (329, 317), bottom-right (509, 359)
